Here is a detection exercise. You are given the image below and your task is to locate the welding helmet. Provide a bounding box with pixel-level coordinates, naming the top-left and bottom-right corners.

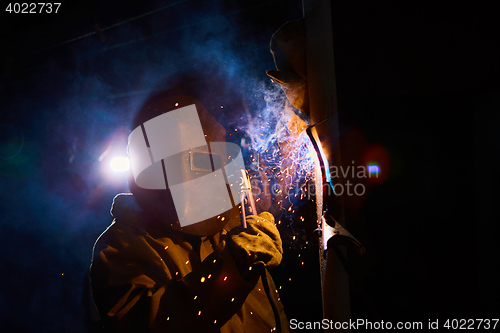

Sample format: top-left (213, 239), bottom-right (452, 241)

top-left (128, 89), bottom-right (248, 236)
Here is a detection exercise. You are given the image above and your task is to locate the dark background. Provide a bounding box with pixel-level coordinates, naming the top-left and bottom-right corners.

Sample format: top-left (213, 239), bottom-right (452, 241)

top-left (1, 0), bottom-right (497, 332)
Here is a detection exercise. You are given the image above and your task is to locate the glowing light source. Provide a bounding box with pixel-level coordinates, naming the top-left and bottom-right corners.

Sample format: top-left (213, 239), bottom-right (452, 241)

top-left (362, 144), bottom-right (390, 184)
top-left (368, 164), bottom-right (380, 175)
top-left (110, 156), bottom-right (130, 172)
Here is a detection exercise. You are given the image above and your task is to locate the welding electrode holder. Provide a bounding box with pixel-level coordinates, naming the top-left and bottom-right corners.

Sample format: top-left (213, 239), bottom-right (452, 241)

top-left (324, 214), bottom-right (382, 321)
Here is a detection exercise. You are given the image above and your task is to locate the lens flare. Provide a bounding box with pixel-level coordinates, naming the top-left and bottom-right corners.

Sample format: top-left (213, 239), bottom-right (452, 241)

top-left (368, 164), bottom-right (380, 175)
top-left (110, 156), bottom-right (130, 172)
top-left (362, 144), bottom-right (390, 184)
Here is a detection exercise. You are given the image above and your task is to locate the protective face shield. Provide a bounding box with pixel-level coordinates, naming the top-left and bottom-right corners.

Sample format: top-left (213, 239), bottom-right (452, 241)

top-left (128, 95), bottom-right (248, 235)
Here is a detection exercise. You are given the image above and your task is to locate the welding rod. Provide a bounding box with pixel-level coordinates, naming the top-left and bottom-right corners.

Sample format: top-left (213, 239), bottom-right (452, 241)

top-left (241, 169), bottom-right (257, 215)
top-left (240, 190), bottom-right (248, 229)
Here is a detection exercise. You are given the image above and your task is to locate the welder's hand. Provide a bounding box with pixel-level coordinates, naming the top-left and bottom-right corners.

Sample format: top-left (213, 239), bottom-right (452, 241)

top-left (227, 212), bottom-right (283, 278)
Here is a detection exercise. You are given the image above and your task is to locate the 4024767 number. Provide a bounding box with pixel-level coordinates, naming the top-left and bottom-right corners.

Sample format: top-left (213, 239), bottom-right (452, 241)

top-left (6, 3), bottom-right (61, 14)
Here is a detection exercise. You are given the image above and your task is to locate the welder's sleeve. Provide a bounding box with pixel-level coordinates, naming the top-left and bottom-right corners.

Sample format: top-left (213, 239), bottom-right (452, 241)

top-left (91, 228), bottom-right (260, 333)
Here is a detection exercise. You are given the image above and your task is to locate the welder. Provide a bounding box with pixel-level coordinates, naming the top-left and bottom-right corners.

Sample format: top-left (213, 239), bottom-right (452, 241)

top-left (90, 76), bottom-right (291, 333)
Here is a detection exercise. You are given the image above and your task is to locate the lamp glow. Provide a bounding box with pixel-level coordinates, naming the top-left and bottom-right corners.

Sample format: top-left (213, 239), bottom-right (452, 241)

top-left (110, 156), bottom-right (130, 172)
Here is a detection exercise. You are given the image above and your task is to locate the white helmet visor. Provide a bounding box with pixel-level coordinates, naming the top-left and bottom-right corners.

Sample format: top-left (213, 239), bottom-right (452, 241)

top-left (128, 103), bottom-right (247, 227)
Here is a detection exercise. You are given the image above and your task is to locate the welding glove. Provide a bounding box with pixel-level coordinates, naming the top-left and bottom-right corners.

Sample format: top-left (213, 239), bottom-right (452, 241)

top-left (227, 212), bottom-right (283, 279)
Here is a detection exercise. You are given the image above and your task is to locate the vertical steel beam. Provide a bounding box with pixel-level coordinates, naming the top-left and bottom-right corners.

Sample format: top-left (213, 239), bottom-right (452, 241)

top-left (302, 0), bottom-right (351, 330)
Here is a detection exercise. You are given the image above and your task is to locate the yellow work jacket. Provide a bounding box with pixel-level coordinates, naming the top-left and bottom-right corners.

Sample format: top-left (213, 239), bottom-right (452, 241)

top-left (91, 194), bottom-right (290, 333)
